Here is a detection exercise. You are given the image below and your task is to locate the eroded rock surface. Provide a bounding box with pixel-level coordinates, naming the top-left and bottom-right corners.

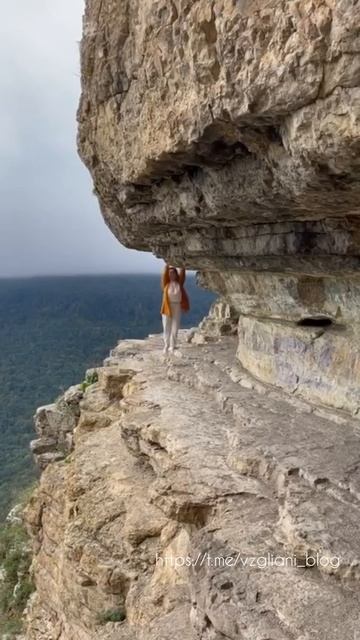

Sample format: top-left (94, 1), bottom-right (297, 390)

top-left (24, 331), bottom-right (360, 639)
top-left (77, 0), bottom-right (360, 412)
top-left (78, 0), bottom-right (360, 264)
top-left (26, 2), bottom-right (360, 637)
top-left (30, 385), bottom-right (83, 469)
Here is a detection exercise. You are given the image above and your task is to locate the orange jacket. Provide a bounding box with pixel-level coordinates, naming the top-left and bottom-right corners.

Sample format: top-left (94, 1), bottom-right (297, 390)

top-left (160, 265), bottom-right (190, 316)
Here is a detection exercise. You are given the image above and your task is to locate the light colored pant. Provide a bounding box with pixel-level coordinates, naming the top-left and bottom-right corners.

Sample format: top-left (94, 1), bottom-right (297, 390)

top-left (162, 302), bottom-right (181, 349)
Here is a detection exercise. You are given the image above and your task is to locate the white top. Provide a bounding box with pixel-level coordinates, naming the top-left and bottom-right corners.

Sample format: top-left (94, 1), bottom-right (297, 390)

top-left (168, 281), bottom-right (182, 303)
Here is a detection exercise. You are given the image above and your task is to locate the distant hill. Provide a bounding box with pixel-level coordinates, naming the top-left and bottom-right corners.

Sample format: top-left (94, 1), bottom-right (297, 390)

top-left (0, 274), bottom-right (215, 520)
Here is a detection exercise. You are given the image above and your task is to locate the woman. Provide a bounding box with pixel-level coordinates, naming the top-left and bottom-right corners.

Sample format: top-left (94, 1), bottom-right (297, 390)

top-left (160, 263), bottom-right (190, 354)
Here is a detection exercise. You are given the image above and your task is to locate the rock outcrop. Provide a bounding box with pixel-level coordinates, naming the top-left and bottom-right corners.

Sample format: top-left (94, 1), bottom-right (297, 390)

top-left (30, 386), bottom-right (83, 470)
top-left (22, 1), bottom-right (360, 639)
top-left (77, 0), bottom-right (360, 415)
top-left (23, 330), bottom-right (360, 639)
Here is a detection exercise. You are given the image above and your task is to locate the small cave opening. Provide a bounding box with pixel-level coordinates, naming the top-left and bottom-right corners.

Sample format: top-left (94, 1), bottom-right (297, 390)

top-left (297, 317), bottom-right (333, 328)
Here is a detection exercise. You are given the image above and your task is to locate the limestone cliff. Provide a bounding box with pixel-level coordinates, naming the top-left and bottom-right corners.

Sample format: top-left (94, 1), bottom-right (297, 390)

top-left (77, 0), bottom-right (360, 414)
top-left (23, 327), bottom-right (360, 639)
top-left (22, 1), bottom-right (360, 639)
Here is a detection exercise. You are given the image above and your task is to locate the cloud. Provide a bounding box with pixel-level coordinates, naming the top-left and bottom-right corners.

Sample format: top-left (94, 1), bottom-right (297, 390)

top-left (0, 0), bottom-right (159, 277)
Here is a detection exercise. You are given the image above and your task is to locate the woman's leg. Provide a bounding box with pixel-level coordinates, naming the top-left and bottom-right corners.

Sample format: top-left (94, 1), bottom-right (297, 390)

top-left (169, 304), bottom-right (181, 350)
top-left (162, 314), bottom-right (171, 352)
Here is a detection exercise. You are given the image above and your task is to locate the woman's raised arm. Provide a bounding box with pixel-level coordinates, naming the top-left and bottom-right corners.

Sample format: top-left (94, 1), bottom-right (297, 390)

top-left (161, 264), bottom-right (170, 290)
top-left (179, 268), bottom-right (186, 285)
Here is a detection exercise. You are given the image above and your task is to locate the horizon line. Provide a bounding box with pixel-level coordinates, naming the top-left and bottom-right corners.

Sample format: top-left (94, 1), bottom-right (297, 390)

top-left (0, 271), bottom-right (197, 280)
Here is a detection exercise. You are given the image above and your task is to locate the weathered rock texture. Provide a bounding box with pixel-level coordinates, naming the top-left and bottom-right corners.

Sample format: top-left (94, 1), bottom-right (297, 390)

top-left (30, 386), bottom-right (83, 470)
top-left (23, 1), bottom-right (360, 638)
top-left (24, 331), bottom-right (360, 639)
top-left (77, 0), bottom-right (360, 413)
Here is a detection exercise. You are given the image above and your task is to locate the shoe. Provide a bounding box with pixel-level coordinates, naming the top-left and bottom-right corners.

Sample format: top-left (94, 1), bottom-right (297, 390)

top-left (163, 346), bottom-right (169, 355)
top-left (169, 346), bottom-right (174, 354)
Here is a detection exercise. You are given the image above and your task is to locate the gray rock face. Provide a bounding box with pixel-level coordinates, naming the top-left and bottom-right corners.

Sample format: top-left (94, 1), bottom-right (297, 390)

top-left (77, 0), bottom-right (360, 413)
top-left (30, 385), bottom-right (83, 469)
top-left (191, 299), bottom-right (239, 343)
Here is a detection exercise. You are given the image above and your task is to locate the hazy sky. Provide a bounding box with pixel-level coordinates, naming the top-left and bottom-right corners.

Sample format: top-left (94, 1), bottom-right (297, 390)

top-left (0, 0), bottom-right (159, 277)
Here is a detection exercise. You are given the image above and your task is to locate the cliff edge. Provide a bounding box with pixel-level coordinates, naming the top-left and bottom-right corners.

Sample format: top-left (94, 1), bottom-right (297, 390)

top-left (24, 322), bottom-right (360, 639)
top-left (21, 1), bottom-right (360, 639)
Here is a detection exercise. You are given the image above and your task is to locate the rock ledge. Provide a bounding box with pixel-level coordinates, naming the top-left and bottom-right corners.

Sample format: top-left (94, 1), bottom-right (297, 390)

top-left (24, 330), bottom-right (360, 640)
